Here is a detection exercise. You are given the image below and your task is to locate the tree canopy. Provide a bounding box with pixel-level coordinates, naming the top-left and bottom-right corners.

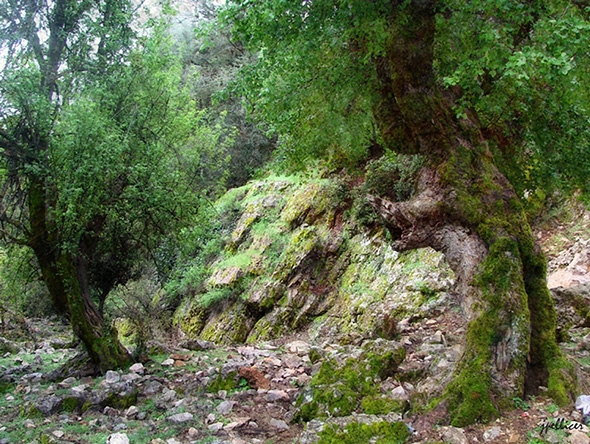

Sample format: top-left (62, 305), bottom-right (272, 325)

top-left (223, 0), bottom-right (590, 198)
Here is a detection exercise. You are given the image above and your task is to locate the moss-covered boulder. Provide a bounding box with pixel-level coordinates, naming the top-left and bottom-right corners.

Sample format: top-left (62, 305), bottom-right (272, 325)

top-left (176, 174), bottom-right (459, 352)
top-left (317, 419), bottom-right (410, 444)
top-left (295, 340), bottom-right (406, 421)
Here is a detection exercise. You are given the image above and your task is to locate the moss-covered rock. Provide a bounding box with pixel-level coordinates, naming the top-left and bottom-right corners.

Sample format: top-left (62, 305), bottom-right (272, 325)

top-left (208, 370), bottom-right (239, 393)
top-left (177, 302), bottom-right (208, 338)
top-left (61, 396), bottom-right (83, 413)
top-left (20, 403), bottom-right (43, 419)
top-left (317, 420), bottom-right (410, 444)
top-left (295, 341), bottom-right (406, 421)
top-left (102, 391), bottom-right (137, 410)
top-left (281, 182), bottom-right (323, 227)
top-left (200, 302), bottom-right (254, 344)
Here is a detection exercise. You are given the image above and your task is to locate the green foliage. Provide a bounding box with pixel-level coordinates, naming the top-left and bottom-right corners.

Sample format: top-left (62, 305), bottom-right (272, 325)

top-left (163, 188), bottom-right (245, 304)
top-left (105, 274), bottom-right (171, 358)
top-left (365, 153), bottom-right (424, 202)
top-left (198, 287), bottom-right (239, 309)
top-left (436, 0), bottom-right (590, 199)
top-left (222, 0), bottom-right (383, 169)
top-left (512, 397), bottom-right (531, 411)
top-left (0, 245), bottom-right (52, 317)
top-left (224, 0), bottom-right (590, 199)
top-left (48, 30), bottom-right (229, 254)
top-left (0, 0), bottom-right (236, 369)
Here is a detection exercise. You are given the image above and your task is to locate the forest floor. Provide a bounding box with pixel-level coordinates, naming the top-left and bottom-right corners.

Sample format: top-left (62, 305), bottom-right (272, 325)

top-left (0, 303), bottom-right (589, 444)
top-left (0, 201), bottom-right (589, 444)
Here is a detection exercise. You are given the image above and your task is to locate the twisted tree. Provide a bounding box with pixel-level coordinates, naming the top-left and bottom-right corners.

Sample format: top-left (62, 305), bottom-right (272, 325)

top-left (0, 0), bottom-right (225, 371)
top-left (224, 0), bottom-right (590, 424)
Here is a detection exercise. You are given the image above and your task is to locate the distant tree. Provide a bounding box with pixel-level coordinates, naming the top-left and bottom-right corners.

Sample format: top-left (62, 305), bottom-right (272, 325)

top-left (0, 0), bottom-right (228, 371)
top-left (168, 0), bottom-right (275, 188)
top-left (224, 0), bottom-right (590, 425)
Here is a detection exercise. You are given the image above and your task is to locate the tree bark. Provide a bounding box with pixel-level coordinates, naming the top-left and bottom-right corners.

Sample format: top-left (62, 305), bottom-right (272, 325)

top-left (28, 174), bottom-right (131, 373)
top-left (367, 0), bottom-right (574, 425)
top-left (18, 0), bottom-right (132, 373)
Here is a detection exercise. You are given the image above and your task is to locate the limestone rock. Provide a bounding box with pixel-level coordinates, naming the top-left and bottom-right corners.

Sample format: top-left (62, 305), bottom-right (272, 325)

top-left (34, 395), bottom-right (63, 416)
top-left (125, 406), bottom-right (139, 418)
top-left (208, 266), bottom-right (244, 287)
top-left (129, 363), bottom-right (145, 374)
top-left (483, 426), bottom-right (502, 441)
top-left (168, 412), bottom-right (194, 423)
top-left (106, 433), bottom-right (130, 444)
top-left (265, 390), bottom-right (290, 402)
top-left (105, 370), bottom-right (120, 384)
top-left (179, 339), bottom-right (215, 351)
top-left (569, 431), bottom-right (590, 444)
top-left (270, 418), bottom-right (290, 430)
top-left (208, 422), bottom-right (224, 432)
top-left (216, 400), bottom-right (235, 415)
top-left (441, 426), bottom-right (468, 444)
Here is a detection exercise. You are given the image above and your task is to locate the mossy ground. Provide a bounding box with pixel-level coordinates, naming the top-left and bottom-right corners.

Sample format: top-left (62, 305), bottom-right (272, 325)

top-left (317, 420), bottom-right (410, 444)
top-left (296, 345), bottom-right (406, 421)
top-left (173, 170), bottom-right (575, 428)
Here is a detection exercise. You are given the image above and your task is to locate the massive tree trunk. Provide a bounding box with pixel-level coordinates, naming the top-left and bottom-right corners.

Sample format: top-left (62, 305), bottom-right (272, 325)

top-left (367, 1), bottom-right (574, 426)
top-left (29, 175), bottom-right (132, 373)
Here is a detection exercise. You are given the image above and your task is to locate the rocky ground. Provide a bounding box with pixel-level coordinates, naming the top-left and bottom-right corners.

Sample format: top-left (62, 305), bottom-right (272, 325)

top-left (1, 287), bottom-right (590, 444)
top-left (0, 201), bottom-right (589, 444)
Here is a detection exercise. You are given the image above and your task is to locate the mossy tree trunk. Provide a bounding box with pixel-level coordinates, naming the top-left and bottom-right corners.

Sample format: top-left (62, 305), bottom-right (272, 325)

top-left (29, 174), bottom-right (131, 373)
top-left (367, 1), bottom-right (574, 425)
top-left (12, 0), bottom-right (133, 373)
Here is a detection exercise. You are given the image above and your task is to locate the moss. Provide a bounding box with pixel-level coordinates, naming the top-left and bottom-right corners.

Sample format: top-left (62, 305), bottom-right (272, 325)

top-left (317, 421), bottom-right (410, 444)
top-left (228, 214), bottom-right (259, 252)
top-left (215, 183), bottom-right (251, 214)
top-left (180, 304), bottom-right (208, 338)
top-left (361, 396), bottom-right (407, 415)
top-left (297, 345), bottom-right (406, 420)
top-left (441, 152), bottom-right (565, 400)
top-left (103, 392), bottom-right (137, 410)
top-left (295, 400), bottom-right (319, 422)
top-left (215, 250), bottom-right (259, 274)
top-left (0, 382), bottom-right (15, 394)
top-left (61, 396), bottom-right (81, 413)
top-left (81, 400), bottom-right (92, 412)
top-left (280, 182), bottom-right (323, 227)
top-left (547, 357), bottom-right (574, 407)
top-left (20, 404), bottom-right (43, 419)
top-left (274, 226), bottom-right (319, 281)
top-left (444, 237), bottom-right (533, 426)
top-left (445, 366), bottom-right (498, 427)
top-left (366, 348), bottom-right (406, 380)
top-left (246, 309), bottom-right (292, 343)
top-left (115, 318), bottom-right (136, 347)
top-left (208, 371), bottom-right (238, 393)
top-left (200, 303), bottom-right (253, 344)
top-left (522, 247), bottom-right (576, 405)
top-left (309, 348), bottom-right (323, 364)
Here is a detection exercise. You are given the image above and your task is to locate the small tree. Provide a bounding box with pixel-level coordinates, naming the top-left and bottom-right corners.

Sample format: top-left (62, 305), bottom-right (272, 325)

top-left (0, 0), bottom-right (229, 371)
